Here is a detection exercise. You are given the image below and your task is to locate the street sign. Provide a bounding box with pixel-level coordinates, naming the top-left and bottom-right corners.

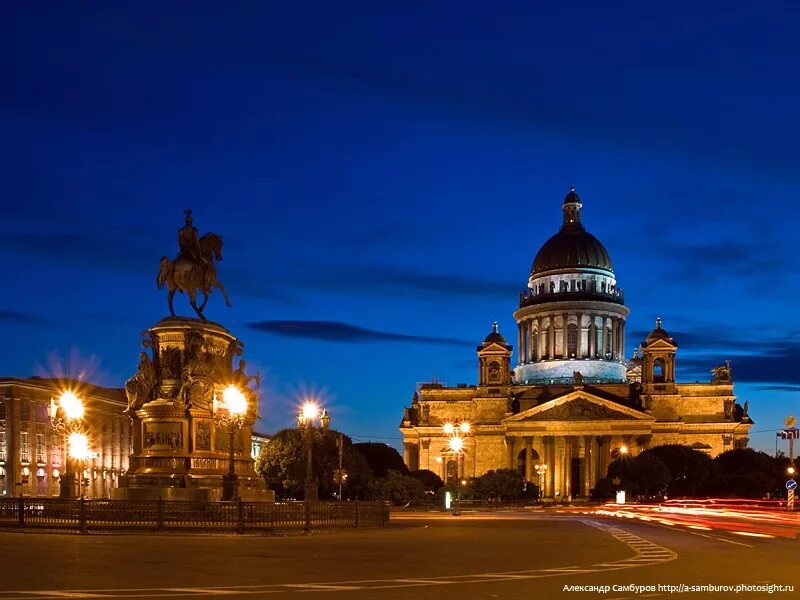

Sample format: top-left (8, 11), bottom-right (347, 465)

top-left (786, 416), bottom-right (797, 428)
top-left (779, 429), bottom-right (800, 440)
top-left (787, 479), bottom-right (797, 491)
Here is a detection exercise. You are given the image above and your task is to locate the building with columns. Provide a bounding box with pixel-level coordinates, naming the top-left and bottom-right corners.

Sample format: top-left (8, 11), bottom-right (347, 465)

top-left (399, 188), bottom-right (752, 500)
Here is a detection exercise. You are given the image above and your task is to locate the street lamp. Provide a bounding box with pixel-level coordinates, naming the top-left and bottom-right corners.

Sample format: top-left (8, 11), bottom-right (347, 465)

top-left (67, 432), bottom-right (92, 499)
top-left (297, 401), bottom-right (330, 501)
top-left (49, 390), bottom-right (86, 499)
top-left (534, 463), bottom-right (548, 501)
top-left (213, 385), bottom-right (248, 501)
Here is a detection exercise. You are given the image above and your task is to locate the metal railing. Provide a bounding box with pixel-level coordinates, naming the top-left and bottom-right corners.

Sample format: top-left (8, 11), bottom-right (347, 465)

top-left (0, 498), bottom-right (390, 533)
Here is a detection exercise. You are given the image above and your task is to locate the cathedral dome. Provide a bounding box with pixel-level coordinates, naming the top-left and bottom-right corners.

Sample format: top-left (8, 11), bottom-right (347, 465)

top-left (531, 229), bottom-right (613, 275)
top-left (530, 187), bottom-right (614, 276)
top-left (483, 321), bottom-right (507, 345)
top-left (645, 317), bottom-right (675, 345)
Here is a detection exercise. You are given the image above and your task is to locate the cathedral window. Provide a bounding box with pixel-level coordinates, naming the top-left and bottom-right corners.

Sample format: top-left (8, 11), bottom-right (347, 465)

top-left (445, 460), bottom-right (458, 484)
top-left (567, 323), bottom-right (578, 358)
top-left (488, 362), bottom-right (501, 383)
top-left (532, 330), bottom-right (539, 360)
top-left (653, 358), bottom-right (665, 383)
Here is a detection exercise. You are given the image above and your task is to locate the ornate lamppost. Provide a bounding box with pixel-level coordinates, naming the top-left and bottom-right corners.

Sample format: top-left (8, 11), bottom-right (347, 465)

top-left (297, 402), bottom-right (330, 501)
top-left (534, 463), bottom-right (548, 501)
top-left (213, 385), bottom-right (248, 501)
top-left (443, 421), bottom-right (470, 515)
top-left (67, 431), bottom-right (93, 499)
top-left (442, 421), bottom-right (470, 483)
top-left (48, 390), bottom-right (86, 499)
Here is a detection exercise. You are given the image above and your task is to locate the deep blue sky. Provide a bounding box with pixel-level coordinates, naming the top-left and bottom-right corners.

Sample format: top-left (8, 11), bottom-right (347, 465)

top-left (4, 2), bottom-right (799, 454)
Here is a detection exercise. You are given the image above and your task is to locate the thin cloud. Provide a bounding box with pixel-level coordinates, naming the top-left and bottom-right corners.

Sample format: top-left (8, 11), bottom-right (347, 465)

top-left (247, 320), bottom-right (471, 346)
top-left (0, 310), bottom-right (49, 325)
top-left (278, 263), bottom-right (518, 298)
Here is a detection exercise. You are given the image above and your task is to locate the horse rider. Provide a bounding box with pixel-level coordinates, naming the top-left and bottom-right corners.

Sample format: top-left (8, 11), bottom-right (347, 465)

top-left (177, 209), bottom-right (212, 285)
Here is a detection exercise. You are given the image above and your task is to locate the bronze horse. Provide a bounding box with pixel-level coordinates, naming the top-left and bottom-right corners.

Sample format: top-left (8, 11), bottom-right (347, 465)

top-left (157, 232), bottom-right (232, 319)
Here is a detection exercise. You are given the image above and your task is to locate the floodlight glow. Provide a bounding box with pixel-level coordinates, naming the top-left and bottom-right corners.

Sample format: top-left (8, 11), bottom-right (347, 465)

top-left (223, 385), bottom-right (247, 416)
top-left (302, 402), bottom-right (319, 421)
top-left (59, 390), bottom-right (85, 421)
top-left (449, 436), bottom-right (464, 452)
top-left (460, 422), bottom-right (471, 433)
top-left (619, 445), bottom-right (629, 455)
top-left (68, 432), bottom-right (92, 461)
top-left (443, 422), bottom-right (455, 434)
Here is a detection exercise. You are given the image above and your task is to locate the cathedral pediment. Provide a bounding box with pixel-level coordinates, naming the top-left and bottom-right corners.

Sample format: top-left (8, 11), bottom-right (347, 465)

top-left (504, 391), bottom-right (652, 422)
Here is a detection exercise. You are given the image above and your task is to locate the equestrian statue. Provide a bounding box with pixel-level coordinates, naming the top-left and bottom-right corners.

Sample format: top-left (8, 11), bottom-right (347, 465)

top-left (157, 209), bottom-right (232, 319)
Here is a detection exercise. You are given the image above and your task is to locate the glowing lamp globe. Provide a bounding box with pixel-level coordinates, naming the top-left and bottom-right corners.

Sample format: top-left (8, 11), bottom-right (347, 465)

top-left (302, 402), bottom-right (319, 421)
top-left (223, 385), bottom-right (247, 417)
top-left (449, 436), bottom-right (464, 453)
top-left (68, 432), bottom-right (92, 461)
top-left (59, 391), bottom-right (85, 421)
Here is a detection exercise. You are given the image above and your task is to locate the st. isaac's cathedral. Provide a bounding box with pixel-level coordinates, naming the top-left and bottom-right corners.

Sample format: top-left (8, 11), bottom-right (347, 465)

top-left (399, 188), bottom-right (752, 500)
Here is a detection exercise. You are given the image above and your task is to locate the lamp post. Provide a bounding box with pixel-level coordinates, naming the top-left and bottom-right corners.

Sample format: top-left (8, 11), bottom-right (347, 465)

top-left (67, 431), bottom-right (92, 499)
top-left (534, 463), bottom-right (548, 501)
top-left (49, 390), bottom-right (85, 499)
top-left (296, 402), bottom-right (330, 501)
top-left (213, 385), bottom-right (248, 501)
top-left (444, 421), bottom-right (469, 515)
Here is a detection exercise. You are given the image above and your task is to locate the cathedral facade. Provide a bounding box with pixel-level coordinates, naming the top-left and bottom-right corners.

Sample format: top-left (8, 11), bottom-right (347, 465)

top-left (399, 188), bottom-right (752, 500)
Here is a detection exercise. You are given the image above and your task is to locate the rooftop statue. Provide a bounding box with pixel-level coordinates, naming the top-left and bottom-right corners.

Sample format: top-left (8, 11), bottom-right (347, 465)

top-left (710, 360), bottom-right (732, 384)
top-left (157, 209), bottom-right (232, 320)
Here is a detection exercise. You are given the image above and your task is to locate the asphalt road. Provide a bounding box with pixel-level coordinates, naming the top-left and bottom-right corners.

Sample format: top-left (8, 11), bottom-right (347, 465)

top-left (0, 511), bottom-right (797, 599)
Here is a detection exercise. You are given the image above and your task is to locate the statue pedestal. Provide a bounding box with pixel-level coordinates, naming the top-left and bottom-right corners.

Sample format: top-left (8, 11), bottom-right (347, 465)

top-left (115, 317), bottom-right (273, 502)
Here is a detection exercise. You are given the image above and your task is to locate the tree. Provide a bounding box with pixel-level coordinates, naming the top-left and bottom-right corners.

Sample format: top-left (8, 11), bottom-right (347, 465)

top-left (373, 470), bottom-right (426, 505)
top-left (607, 453), bottom-right (671, 499)
top-left (714, 448), bottom-right (778, 498)
top-left (256, 428), bottom-right (374, 500)
top-left (409, 469), bottom-right (444, 494)
top-left (640, 445), bottom-right (718, 498)
top-left (353, 443), bottom-right (408, 478)
top-left (471, 469), bottom-right (537, 502)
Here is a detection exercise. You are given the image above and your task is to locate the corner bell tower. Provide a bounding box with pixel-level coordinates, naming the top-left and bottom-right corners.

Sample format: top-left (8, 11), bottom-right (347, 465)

top-left (640, 317), bottom-right (677, 389)
top-left (478, 322), bottom-right (513, 386)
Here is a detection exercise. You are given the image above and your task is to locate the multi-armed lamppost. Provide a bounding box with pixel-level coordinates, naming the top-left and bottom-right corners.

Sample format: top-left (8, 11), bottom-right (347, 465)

top-left (443, 421), bottom-right (470, 514)
top-left (297, 402), bottom-right (330, 501)
top-left (49, 390), bottom-right (86, 499)
top-left (534, 463), bottom-right (548, 501)
top-left (213, 385), bottom-right (248, 501)
top-left (443, 421), bottom-right (470, 482)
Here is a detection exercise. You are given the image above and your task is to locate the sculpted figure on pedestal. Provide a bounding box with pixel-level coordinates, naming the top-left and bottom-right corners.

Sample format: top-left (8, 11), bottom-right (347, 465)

top-left (232, 359), bottom-right (260, 412)
top-left (157, 209), bottom-right (232, 320)
top-left (125, 352), bottom-right (156, 412)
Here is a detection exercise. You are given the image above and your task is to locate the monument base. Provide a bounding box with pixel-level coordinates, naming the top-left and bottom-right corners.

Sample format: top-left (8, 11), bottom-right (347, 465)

top-left (122, 316), bottom-right (275, 503)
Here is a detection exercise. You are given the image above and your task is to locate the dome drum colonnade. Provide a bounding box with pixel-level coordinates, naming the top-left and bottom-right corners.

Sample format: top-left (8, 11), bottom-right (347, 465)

top-left (514, 188), bottom-right (629, 384)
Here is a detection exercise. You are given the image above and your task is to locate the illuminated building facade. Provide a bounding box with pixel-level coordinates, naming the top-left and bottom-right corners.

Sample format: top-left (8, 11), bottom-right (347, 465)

top-left (0, 378), bottom-right (131, 498)
top-left (400, 189), bottom-right (752, 500)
